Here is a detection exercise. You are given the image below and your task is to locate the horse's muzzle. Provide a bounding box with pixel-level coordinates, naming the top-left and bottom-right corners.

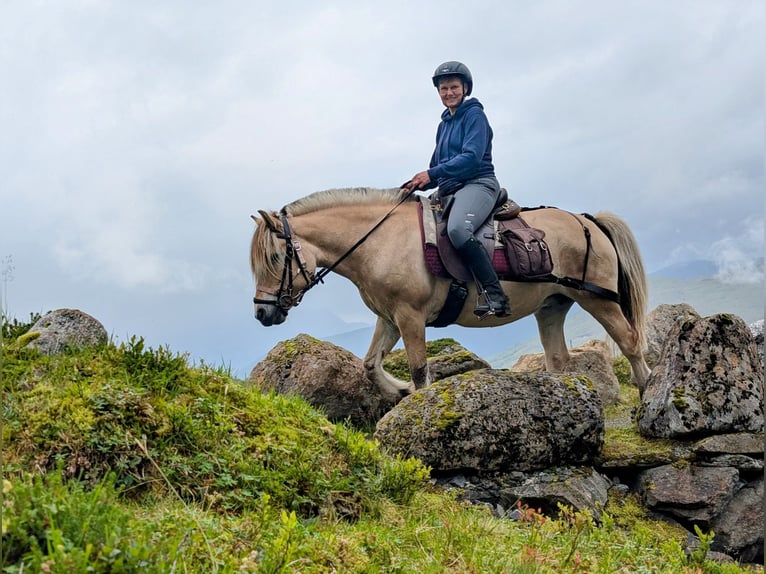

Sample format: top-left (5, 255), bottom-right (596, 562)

top-left (254, 304), bottom-right (287, 326)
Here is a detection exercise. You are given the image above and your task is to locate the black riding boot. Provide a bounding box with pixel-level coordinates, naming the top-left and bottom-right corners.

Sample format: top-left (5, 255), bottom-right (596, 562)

top-left (456, 237), bottom-right (511, 318)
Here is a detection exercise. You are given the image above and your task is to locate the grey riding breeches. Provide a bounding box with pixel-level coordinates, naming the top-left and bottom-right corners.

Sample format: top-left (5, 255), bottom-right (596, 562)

top-left (445, 176), bottom-right (501, 248)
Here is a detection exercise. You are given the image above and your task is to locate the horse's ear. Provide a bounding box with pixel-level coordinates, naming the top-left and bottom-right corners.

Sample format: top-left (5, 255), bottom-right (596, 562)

top-left (250, 214), bottom-right (261, 223)
top-left (255, 210), bottom-right (281, 232)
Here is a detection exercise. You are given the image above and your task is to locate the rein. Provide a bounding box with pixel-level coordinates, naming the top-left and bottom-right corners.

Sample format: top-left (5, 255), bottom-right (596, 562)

top-left (254, 188), bottom-right (416, 314)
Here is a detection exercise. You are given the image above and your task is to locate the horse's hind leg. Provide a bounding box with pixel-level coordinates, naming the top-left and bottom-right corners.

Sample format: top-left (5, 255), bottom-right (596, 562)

top-left (363, 316), bottom-right (415, 401)
top-left (534, 294), bottom-right (575, 371)
top-left (577, 298), bottom-right (651, 395)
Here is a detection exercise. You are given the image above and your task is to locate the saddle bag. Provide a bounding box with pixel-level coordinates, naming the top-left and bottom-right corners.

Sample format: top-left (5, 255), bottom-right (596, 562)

top-left (500, 217), bottom-right (554, 279)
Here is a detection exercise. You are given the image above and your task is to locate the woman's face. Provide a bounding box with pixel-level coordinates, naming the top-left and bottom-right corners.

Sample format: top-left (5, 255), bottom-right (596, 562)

top-left (438, 78), bottom-right (465, 113)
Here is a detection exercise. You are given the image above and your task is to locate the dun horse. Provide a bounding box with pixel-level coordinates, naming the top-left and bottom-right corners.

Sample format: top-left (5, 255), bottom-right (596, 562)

top-left (250, 187), bottom-right (651, 402)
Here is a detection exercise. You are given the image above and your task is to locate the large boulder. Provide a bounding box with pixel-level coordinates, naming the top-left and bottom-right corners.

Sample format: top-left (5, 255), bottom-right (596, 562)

top-left (511, 339), bottom-right (620, 406)
top-left (645, 303), bottom-right (701, 368)
top-left (375, 370), bottom-right (604, 472)
top-left (248, 333), bottom-right (388, 427)
top-left (249, 336), bottom-right (490, 426)
top-left (22, 308), bottom-right (107, 355)
top-left (638, 313), bottom-right (764, 439)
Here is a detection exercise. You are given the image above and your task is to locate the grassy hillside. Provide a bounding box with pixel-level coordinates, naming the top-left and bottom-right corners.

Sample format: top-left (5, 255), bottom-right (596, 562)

top-left (1, 318), bottom-right (760, 572)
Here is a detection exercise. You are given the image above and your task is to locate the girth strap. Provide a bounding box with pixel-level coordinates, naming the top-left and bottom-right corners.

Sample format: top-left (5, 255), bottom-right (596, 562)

top-left (427, 280), bottom-right (468, 327)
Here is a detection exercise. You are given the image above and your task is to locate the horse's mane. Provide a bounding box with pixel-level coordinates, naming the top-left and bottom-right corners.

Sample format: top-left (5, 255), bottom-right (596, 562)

top-left (251, 187), bottom-right (414, 280)
top-left (283, 187), bottom-right (408, 216)
top-left (250, 221), bottom-right (282, 281)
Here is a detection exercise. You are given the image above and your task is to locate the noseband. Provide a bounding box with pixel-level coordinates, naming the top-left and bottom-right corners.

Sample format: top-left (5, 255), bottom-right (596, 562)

top-left (252, 211), bottom-right (315, 316)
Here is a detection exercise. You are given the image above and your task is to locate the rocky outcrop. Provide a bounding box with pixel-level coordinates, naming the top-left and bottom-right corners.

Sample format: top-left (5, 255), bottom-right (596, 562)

top-left (693, 432), bottom-right (764, 470)
top-left (374, 370), bottom-right (603, 472)
top-left (22, 308), bottom-right (107, 355)
top-left (624, 310), bottom-right (765, 562)
top-left (709, 478), bottom-right (764, 563)
top-left (644, 303), bottom-right (701, 368)
top-left (248, 333), bottom-right (389, 427)
top-left (438, 467), bottom-right (611, 520)
top-left (637, 464), bottom-right (741, 525)
top-left (638, 313), bottom-right (763, 438)
top-left (511, 339), bottom-right (620, 406)
top-left (248, 335), bottom-right (489, 427)
top-left (634, 444), bottom-right (764, 562)
top-left (251, 308), bottom-right (764, 563)
top-left (500, 467), bottom-right (611, 519)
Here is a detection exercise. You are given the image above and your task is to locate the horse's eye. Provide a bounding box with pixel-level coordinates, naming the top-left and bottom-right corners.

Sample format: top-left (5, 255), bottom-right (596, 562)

top-left (270, 253), bottom-right (281, 265)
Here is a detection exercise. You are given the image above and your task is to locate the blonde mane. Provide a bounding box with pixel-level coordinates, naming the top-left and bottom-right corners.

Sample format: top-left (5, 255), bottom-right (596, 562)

top-left (250, 220), bottom-right (284, 281)
top-left (283, 187), bottom-right (404, 216)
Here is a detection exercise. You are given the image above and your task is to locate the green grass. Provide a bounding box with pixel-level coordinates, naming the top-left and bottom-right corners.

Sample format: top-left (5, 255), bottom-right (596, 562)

top-left (601, 379), bottom-right (683, 465)
top-left (1, 318), bottom-right (761, 573)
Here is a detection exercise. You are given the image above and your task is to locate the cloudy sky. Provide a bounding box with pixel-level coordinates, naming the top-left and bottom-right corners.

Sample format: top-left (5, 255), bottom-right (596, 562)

top-left (1, 1), bottom-right (763, 376)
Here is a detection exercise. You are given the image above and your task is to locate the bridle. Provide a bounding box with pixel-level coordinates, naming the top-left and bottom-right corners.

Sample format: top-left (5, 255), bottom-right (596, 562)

top-left (253, 189), bottom-right (415, 316)
top-left (252, 211), bottom-right (314, 316)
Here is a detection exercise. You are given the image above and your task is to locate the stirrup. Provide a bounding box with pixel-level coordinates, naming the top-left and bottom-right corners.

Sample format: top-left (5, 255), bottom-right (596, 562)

top-left (473, 305), bottom-right (511, 319)
top-left (473, 292), bottom-right (511, 319)
top-left (473, 304), bottom-right (496, 319)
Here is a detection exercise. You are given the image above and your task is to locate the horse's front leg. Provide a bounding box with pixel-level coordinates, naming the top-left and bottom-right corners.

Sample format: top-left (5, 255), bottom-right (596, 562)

top-left (363, 316), bottom-right (416, 401)
top-left (394, 309), bottom-right (430, 391)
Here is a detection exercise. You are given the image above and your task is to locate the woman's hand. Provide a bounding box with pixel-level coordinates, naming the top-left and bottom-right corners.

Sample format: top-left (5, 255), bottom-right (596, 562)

top-left (402, 171), bottom-right (431, 191)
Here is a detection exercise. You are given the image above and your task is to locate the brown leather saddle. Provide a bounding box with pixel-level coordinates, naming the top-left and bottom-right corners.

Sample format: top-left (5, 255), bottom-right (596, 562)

top-left (417, 194), bottom-right (618, 327)
top-left (418, 189), bottom-right (552, 283)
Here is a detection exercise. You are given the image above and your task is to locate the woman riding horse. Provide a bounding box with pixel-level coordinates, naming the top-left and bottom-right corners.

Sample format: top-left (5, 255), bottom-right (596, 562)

top-left (403, 61), bottom-right (511, 318)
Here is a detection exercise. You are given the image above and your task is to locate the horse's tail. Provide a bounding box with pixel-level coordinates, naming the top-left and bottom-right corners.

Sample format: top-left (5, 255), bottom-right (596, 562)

top-left (592, 211), bottom-right (648, 352)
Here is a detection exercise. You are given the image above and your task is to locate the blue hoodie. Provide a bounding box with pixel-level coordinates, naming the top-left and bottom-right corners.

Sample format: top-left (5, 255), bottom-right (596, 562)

top-left (425, 97), bottom-right (495, 194)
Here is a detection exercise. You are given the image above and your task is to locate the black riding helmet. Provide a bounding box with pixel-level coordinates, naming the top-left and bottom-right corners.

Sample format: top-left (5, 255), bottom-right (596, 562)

top-left (432, 61), bottom-right (473, 96)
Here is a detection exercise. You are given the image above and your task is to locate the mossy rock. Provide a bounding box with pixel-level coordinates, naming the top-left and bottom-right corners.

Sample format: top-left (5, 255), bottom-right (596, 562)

top-left (376, 370), bottom-right (603, 472)
top-left (383, 339), bottom-right (489, 383)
